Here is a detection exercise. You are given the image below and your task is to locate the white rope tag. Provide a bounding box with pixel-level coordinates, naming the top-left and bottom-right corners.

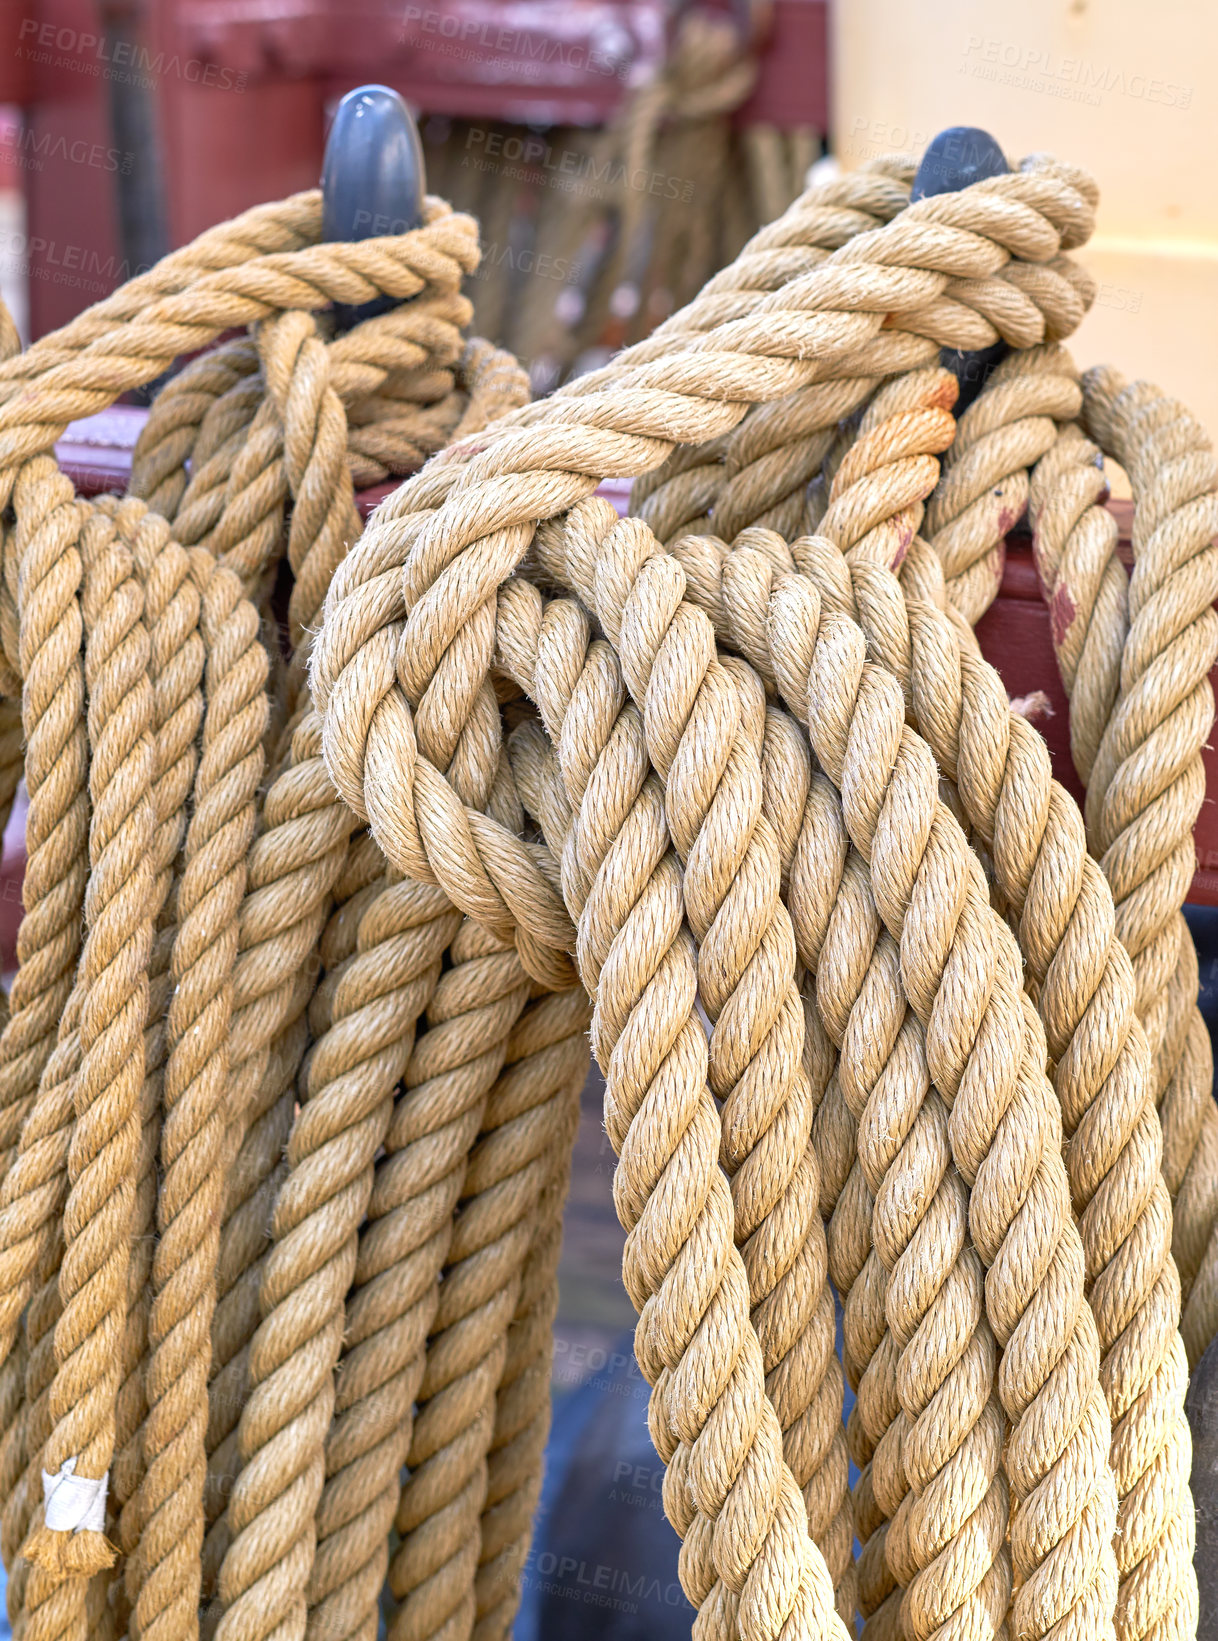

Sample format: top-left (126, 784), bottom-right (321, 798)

top-left (41, 1457), bottom-right (108, 1533)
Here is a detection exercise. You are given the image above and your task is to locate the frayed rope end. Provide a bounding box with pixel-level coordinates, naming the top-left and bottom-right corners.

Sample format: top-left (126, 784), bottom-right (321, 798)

top-left (21, 1460), bottom-right (114, 1579)
top-left (1009, 690), bottom-right (1053, 723)
top-left (21, 1521), bottom-right (115, 1578)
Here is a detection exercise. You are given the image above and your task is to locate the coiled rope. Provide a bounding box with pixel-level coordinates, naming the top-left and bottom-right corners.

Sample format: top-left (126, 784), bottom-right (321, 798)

top-left (0, 144), bottom-right (1210, 1641)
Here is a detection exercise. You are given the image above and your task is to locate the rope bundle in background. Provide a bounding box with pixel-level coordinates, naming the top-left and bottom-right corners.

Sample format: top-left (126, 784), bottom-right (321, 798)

top-left (0, 135), bottom-right (1210, 1641)
top-left (423, 5), bottom-right (819, 392)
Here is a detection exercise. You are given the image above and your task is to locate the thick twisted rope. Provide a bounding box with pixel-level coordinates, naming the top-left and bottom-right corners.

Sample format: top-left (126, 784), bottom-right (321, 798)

top-left (379, 919), bottom-right (532, 1641)
top-left (305, 156), bottom-right (1116, 1641)
top-left (306, 156), bottom-right (1218, 1641)
top-left (312, 162), bottom-right (1097, 963)
top-left (210, 444), bottom-right (434, 1641)
top-left (463, 974), bottom-right (590, 1640)
top-left (924, 342), bottom-right (1084, 622)
top-left (134, 550), bottom-right (267, 1641)
top-left (666, 526), bottom-right (1010, 1641)
top-left (0, 202), bottom-right (481, 495)
top-left (196, 332), bottom-right (526, 1618)
top-left (820, 349), bottom-right (1215, 1640)
top-left (20, 499), bottom-right (156, 1641)
top-left (1073, 375), bottom-right (1218, 1370)
top-left (0, 194), bottom-right (327, 398)
top-left (202, 248), bottom-right (529, 1641)
top-left (300, 873), bottom-right (459, 1641)
top-left (0, 134), bottom-right (1212, 1641)
top-left (492, 574), bottom-right (848, 1640)
top-left (0, 203), bottom-right (532, 1641)
top-left (130, 290), bottom-right (475, 511)
top-left (784, 590), bottom-right (1119, 1641)
top-left (507, 505), bottom-right (1117, 1640)
top-left (9, 1230), bottom-right (66, 1641)
top-left (113, 510), bottom-right (205, 1634)
top-left (769, 360), bottom-right (1198, 1641)
top-left (0, 464), bottom-right (89, 1357)
top-left (794, 525), bottom-right (1193, 1641)
top-left (533, 505), bottom-right (854, 1611)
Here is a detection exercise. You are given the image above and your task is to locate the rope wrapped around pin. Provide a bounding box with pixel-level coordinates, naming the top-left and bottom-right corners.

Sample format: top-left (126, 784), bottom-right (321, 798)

top-left (0, 109), bottom-right (1211, 1641)
top-left (310, 151), bottom-right (1150, 1641)
top-left (0, 117), bottom-right (526, 1637)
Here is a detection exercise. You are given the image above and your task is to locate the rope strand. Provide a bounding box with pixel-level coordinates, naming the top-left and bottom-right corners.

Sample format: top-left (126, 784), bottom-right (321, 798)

top-left (0, 140), bottom-right (1210, 1641)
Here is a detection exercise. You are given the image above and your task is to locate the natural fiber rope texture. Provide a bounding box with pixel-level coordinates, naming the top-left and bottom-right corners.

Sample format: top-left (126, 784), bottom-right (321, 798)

top-left (0, 196), bottom-right (541, 1641)
top-left (0, 137), bottom-right (1211, 1641)
top-left (1033, 375), bottom-right (1218, 1371)
top-left (308, 145), bottom-right (1217, 1641)
top-left (720, 354), bottom-right (1197, 1641)
top-left (702, 347), bottom-right (1202, 1641)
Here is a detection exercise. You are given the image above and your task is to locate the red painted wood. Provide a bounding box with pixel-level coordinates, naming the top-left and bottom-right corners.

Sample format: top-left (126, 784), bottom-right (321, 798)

top-left (18, 0), bottom-right (324, 336)
top-left (19, 0), bottom-right (123, 337)
top-left (175, 0), bottom-right (827, 132)
top-left (975, 549), bottom-right (1086, 811)
top-left (0, 0), bottom-right (35, 104)
top-left (980, 519), bottom-right (1218, 906)
top-left (736, 0), bottom-right (829, 134)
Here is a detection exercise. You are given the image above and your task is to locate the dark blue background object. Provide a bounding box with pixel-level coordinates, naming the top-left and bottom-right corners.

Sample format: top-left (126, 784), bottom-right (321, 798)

top-left (516, 1305), bottom-right (859, 1640)
top-left (321, 84), bottom-right (426, 329)
top-left (515, 1337), bottom-right (689, 1641)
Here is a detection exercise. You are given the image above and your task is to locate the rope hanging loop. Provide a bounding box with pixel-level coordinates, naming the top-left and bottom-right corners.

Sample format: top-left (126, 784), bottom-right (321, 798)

top-left (0, 122), bottom-right (1209, 1641)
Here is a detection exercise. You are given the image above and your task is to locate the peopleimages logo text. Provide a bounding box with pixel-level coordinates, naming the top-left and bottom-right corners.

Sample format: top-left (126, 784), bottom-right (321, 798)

top-left (402, 5), bottom-right (627, 77)
top-left (0, 232), bottom-right (153, 292)
top-left (962, 36), bottom-right (1191, 107)
top-left (16, 19), bottom-right (248, 91)
top-left (465, 129), bottom-right (695, 202)
top-left (2, 124), bottom-right (131, 174)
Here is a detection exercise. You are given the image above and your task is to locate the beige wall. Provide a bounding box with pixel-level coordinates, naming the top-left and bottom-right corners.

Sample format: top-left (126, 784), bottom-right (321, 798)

top-left (833, 0), bottom-right (1218, 440)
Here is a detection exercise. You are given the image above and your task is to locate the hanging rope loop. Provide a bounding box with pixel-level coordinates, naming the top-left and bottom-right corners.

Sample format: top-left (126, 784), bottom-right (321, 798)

top-left (0, 136), bottom-right (1209, 1641)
